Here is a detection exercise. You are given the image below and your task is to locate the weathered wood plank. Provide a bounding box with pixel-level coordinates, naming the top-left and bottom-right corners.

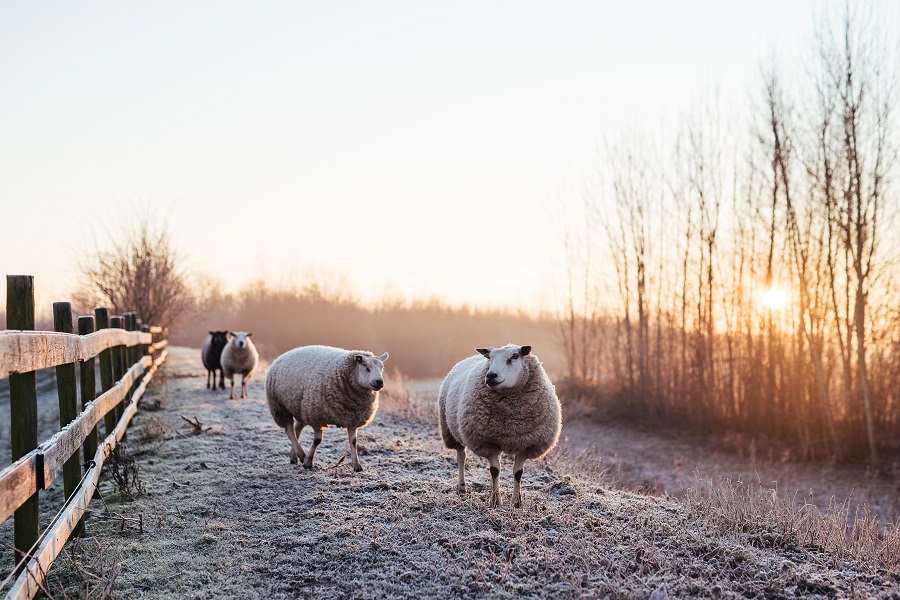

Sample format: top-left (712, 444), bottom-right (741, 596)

top-left (95, 308), bottom-right (116, 442)
top-left (0, 329), bottom-right (151, 379)
top-left (0, 355), bottom-right (152, 525)
top-left (7, 274), bottom-right (39, 572)
top-left (41, 356), bottom-right (151, 483)
top-left (4, 451), bottom-right (102, 600)
top-left (77, 317), bottom-right (98, 475)
top-left (4, 350), bottom-right (167, 600)
top-left (0, 455), bottom-right (42, 534)
top-left (52, 303), bottom-right (82, 539)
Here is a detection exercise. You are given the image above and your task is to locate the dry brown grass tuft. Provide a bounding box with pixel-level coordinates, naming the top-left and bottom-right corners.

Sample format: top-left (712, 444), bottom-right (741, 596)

top-left (378, 369), bottom-right (440, 423)
top-left (45, 538), bottom-right (123, 600)
top-left (106, 443), bottom-right (146, 501)
top-left (685, 475), bottom-right (900, 573)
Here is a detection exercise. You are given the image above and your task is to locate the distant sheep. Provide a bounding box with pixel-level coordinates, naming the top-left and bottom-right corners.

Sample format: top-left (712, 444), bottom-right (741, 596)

top-left (439, 344), bottom-right (561, 508)
top-left (201, 330), bottom-right (229, 390)
top-left (220, 332), bottom-right (259, 399)
top-left (266, 345), bottom-right (388, 471)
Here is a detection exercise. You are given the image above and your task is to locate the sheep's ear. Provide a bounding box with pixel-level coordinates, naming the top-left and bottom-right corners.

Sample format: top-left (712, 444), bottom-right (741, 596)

top-left (355, 354), bottom-right (364, 363)
top-left (226, 331), bottom-right (233, 338)
top-left (208, 331), bottom-right (215, 335)
top-left (377, 352), bottom-right (389, 361)
top-left (246, 332), bottom-right (252, 337)
top-left (520, 346), bottom-right (532, 356)
top-left (476, 348), bottom-right (492, 359)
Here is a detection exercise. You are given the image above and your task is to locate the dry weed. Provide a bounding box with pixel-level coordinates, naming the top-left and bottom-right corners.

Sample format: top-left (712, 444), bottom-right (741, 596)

top-left (45, 538), bottom-right (123, 600)
top-left (685, 475), bottom-right (900, 572)
top-left (378, 369), bottom-right (440, 423)
top-left (106, 443), bottom-right (146, 501)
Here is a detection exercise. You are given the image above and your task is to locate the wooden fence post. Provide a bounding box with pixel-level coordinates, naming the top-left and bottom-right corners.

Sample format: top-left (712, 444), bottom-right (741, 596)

top-left (77, 316), bottom-right (99, 469)
top-left (7, 275), bottom-right (38, 572)
top-left (141, 324), bottom-right (150, 357)
top-left (94, 307), bottom-right (116, 438)
top-left (125, 312), bottom-right (136, 372)
top-left (110, 316), bottom-right (125, 423)
top-left (52, 302), bottom-right (83, 538)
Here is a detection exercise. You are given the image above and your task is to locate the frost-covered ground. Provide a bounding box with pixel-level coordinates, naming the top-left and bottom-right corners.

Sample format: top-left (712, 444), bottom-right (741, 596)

top-left (29, 348), bottom-right (900, 598)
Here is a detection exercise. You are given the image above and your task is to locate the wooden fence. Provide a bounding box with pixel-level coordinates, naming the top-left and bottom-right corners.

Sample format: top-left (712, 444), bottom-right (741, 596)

top-left (0, 275), bottom-right (169, 599)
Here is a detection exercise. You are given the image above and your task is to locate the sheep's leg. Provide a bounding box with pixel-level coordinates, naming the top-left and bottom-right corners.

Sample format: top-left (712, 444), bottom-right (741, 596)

top-left (456, 448), bottom-right (468, 495)
top-left (228, 375), bottom-right (235, 399)
top-left (206, 370), bottom-right (211, 389)
top-left (303, 426), bottom-right (324, 469)
top-left (487, 453), bottom-right (502, 508)
top-left (347, 426), bottom-right (364, 472)
top-left (240, 373), bottom-right (248, 399)
top-left (512, 454), bottom-right (527, 508)
top-left (286, 421), bottom-right (306, 464)
top-left (218, 369), bottom-right (225, 390)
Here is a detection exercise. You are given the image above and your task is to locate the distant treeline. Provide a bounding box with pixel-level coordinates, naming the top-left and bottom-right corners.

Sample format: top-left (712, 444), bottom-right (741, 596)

top-left (172, 281), bottom-right (564, 379)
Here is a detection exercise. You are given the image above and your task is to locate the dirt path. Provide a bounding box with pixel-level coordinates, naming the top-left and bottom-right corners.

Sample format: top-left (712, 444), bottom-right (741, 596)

top-left (33, 347), bottom-right (898, 598)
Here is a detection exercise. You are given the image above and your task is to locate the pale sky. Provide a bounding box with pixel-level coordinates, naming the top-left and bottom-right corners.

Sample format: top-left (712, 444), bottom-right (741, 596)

top-left (1, 1), bottom-right (838, 314)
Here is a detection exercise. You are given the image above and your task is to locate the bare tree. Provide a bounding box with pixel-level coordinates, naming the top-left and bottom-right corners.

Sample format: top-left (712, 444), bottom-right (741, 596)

top-left (77, 217), bottom-right (193, 330)
top-left (815, 3), bottom-right (896, 466)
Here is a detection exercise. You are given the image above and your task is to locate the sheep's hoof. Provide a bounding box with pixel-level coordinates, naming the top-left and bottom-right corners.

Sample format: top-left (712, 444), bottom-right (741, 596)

top-left (513, 494), bottom-right (523, 508)
top-left (353, 464), bottom-right (364, 473)
top-left (456, 484), bottom-right (468, 496)
top-left (489, 493), bottom-right (502, 508)
top-left (302, 460), bottom-right (314, 470)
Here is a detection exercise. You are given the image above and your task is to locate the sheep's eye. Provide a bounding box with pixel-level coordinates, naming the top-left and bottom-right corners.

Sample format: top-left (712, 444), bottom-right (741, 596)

top-left (512, 353), bottom-right (519, 360)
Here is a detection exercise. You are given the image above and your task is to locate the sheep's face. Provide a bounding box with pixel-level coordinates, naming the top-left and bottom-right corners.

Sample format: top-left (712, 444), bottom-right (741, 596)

top-left (230, 331), bottom-right (252, 349)
top-left (209, 330), bottom-right (229, 348)
top-left (353, 352), bottom-right (389, 391)
top-left (477, 345), bottom-right (532, 390)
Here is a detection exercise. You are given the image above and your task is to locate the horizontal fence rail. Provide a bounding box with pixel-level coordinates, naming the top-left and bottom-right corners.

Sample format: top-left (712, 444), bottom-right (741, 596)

top-left (6, 350), bottom-right (168, 600)
top-left (1, 275), bottom-right (170, 600)
top-left (0, 354), bottom-right (154, 524)
top-left (0, 330), bottom-right (151, 380)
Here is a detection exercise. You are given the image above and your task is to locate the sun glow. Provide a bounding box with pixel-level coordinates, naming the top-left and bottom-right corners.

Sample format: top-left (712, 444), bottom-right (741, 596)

top-left (757, 285), bottom-right (789, 312)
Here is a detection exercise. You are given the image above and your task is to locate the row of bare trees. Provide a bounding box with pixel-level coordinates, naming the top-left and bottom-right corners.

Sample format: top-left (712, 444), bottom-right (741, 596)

top-left (558, 5), bottom-right (898, 466)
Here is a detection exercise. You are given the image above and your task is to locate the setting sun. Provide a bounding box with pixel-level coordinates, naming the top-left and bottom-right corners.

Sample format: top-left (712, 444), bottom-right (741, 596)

top-left (758, 285), bottom-right (789, 312)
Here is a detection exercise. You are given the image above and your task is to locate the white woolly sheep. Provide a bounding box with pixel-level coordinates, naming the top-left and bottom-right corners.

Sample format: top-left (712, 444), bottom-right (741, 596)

top-left (220, 331), bottom-right (259, 399)
top-left (439, 344), bottom-right (561, 508)
top-left (265, 345), bottom-right (389, 471)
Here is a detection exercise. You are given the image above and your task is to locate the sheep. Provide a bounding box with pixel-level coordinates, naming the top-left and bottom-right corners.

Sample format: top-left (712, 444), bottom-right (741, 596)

top-left (201, 330), bottom-right (229, 390)
top-left (265, 345), bottom-right (388, 471)
top-left (439, 344), bottom-right (561, 508)
top-left (220, 331), bottom-right (259, 399)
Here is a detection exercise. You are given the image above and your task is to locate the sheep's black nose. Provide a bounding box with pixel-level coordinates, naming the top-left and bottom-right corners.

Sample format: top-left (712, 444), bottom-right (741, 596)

top-left (373, 379), bottom-right (384, 390)
top-left (486, 372), bottom-right (498, 381)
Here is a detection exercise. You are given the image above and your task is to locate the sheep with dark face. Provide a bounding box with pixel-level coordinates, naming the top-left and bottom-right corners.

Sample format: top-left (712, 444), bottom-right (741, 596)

top-left (201, 330), bottom-right (230, 390)
top-left (266, 345), bottom-right (388, 471)
top-left (220, 331), bottom-right (259, 399)
top-left (439, 344), bottom-right (561, 508)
